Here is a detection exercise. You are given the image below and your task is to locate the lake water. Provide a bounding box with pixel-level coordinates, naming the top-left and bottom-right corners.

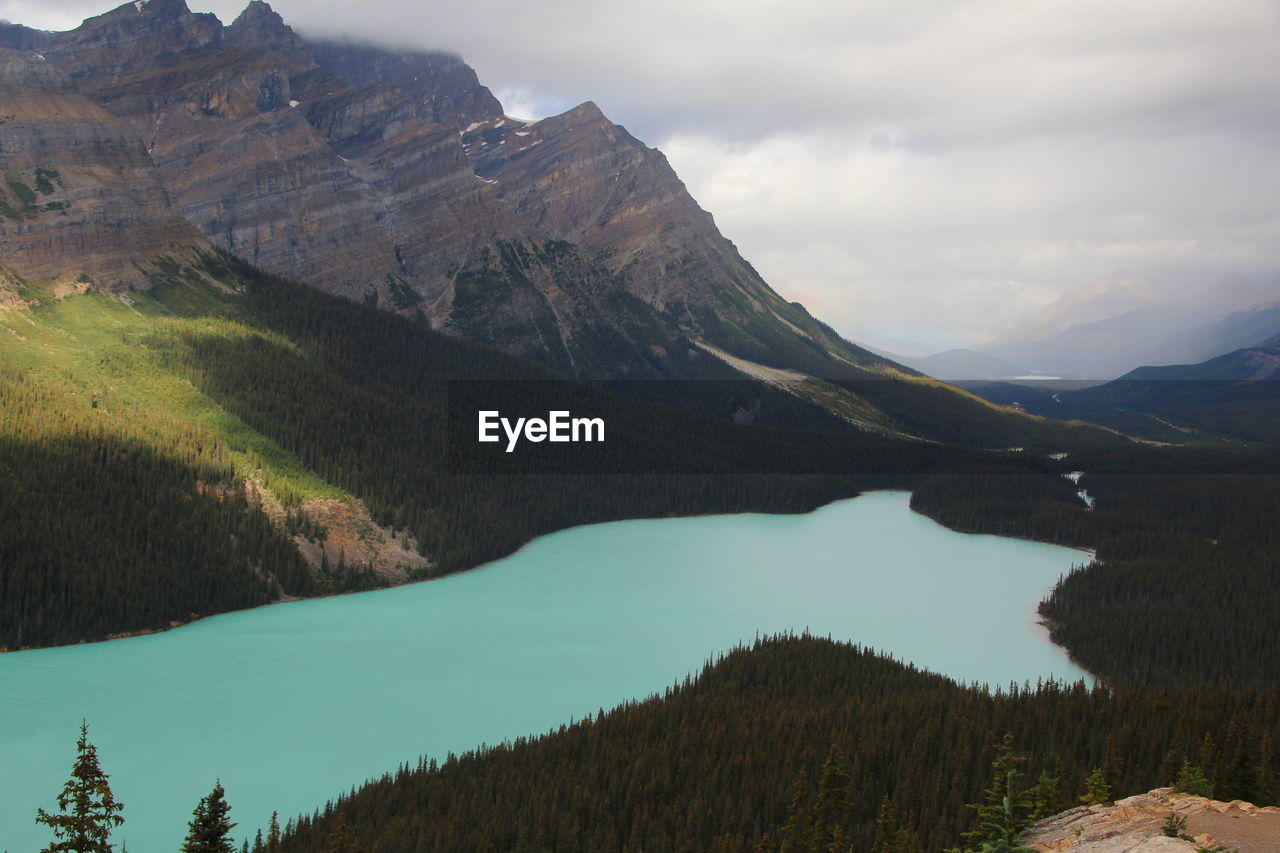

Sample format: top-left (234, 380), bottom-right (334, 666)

top-left (0, 491), bottom-right (1090, 852)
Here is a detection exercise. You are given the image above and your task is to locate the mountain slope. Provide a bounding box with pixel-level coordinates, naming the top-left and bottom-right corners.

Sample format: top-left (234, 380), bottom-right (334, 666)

top-left (1136, 302), bottom-right (1280, 370)
top-left (0, 47), bottom-right (204, 288)
top-left (966, 276), bottom-right (1280, 381)
top-left (1122, 335), bottom-right (1280, 382)
top-left (0, 0), bottom-right (1126, 450)
top-left (981, 338), bottom-right (1280, 443)
top-left (16, 0), bottom-right (877, 384)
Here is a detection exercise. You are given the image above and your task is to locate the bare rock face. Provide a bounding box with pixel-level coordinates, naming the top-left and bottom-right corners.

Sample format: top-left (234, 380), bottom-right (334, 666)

top-left (1022, 788), bottom-right (1280, 853)
top-left (463, 103), bottom-right (864, 373)
top-left (12, 0), bottom-right (889, 380)
top-left (0, 48), bottom-right (203, 288)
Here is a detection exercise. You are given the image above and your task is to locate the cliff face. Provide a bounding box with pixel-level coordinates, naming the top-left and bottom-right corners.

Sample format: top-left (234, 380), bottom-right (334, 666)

top-left (5, 0), bottom-right (885, 380)
top-left (1022, 788), bottom-right (1280, 853)
top-left (0, 47), bottom-right (203, 288)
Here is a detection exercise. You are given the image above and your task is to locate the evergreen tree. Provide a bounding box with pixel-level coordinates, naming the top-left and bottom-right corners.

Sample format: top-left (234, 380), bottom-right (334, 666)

top-left (1028, 770), bottom-right (1061, 820)
top-left (1100, 735), bottom-right (1122, 798)
top-left (1079, 768), bottom-right (1112, 806)
top-left (324, 814), bottom-right (353, 853)
top-left (1162, 813), bottom-right (1191, 840)
top-left (267, 811), bottom-right (281, 853)
top-left (779, 771), bottom-right (814, 853)
top-left (811, 743), bottom-right (851, 850)
top-left (965, 734), bottom-right (1032, 846)
top-left (871, 796), bottom-right (899, 853)
top-left (182, 780), bottom-right (237, 853)
top-left (35, 723), bottom-right (125, 853)
top-left (1219, 726), bottom-right (1257, 803)
top-left (1253, 736), bottom-right (1277, 806)
top-left (1174, 760), bottom-right (1213, 798)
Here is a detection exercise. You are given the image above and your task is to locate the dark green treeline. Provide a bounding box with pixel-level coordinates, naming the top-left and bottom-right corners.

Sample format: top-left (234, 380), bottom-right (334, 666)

top-left (0, 369), bottom-right (314, 649)
top-left (156, 254), bottom-right (1080, 574)
top-left (275, 635), bottom-right (1280, 853)
top-left (1036, 445), bottom-right (1280, 686)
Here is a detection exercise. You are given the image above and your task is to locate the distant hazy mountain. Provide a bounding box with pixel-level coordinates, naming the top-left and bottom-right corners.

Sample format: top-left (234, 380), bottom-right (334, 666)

top-left (978, 304), bottom-right (1221, 379)
top-left (947, 276), bottom-right (1280, 381)
top-left (965, 334), bottom-right (1280, 442)
top-left (1135, 302), bottom-right (1280, 369)
top-left (1120, 333), bottom-right (1280, 382)
top-left (884, 348), bottom-right (1028, 381)
top-left (982, 278), bottom-right (1162, 350)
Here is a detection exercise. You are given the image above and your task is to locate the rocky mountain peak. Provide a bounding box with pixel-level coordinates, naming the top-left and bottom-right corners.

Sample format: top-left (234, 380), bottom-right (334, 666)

top-left (0, 22), bottom-right (53, 51)
top-left (50, 0), bottom-right (223, 73)
top-left (226, 1), bottom-right (302, 54)
top-left (4, 0), bottom-right (888, 386)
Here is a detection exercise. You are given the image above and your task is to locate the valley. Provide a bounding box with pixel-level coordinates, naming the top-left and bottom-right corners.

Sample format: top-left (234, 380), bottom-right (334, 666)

top-left (0, 491), bottom-right (1089, 853)
top-left (1, 1), bottom-right (1278, 851)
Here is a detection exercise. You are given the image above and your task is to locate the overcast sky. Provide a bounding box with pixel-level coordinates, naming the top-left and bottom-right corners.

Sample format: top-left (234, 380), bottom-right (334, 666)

top-left (6, 0), bottom-right (1279, 352)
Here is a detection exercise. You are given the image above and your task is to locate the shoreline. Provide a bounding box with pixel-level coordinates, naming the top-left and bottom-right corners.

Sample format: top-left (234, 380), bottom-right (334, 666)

top-left (5, 487), bottom-right (1097, 688)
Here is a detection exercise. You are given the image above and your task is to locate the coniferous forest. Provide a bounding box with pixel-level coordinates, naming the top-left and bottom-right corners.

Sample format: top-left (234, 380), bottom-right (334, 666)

top-left (6, 254), bottom-right (1280, 853)
top-left (272, 635), bottom-right (1280, 853)
top-left (6, 253), bottom-right (1277, 687)
top-left (0, 252), bottom-right (1100, 650)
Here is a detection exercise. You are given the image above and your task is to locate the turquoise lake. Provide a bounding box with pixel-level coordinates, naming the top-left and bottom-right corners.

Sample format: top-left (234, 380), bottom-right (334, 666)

top-left (0, 491), bottom-right (1091, 852)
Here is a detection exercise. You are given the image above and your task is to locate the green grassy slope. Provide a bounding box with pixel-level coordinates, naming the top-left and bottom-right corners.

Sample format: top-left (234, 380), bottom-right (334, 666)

top-left (2, 252), bottom-right (1092, 648)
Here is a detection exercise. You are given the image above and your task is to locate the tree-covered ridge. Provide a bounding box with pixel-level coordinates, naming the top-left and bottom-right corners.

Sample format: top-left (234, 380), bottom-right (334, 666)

top-left (912, 443), bottom-right (1280, 686)
top-left (4, 252), bottom-right (1279, 689)
top-left (273, 635), bottom-right (1280, 853)
top-left (157, 254), bottom-right (1082, 570)
top-left (1036, 445), bottom-right (1280, 686)
top-left (0, 366), bottom-right (315, 649)
top-left (1, 252), bottom-right (1088, 648)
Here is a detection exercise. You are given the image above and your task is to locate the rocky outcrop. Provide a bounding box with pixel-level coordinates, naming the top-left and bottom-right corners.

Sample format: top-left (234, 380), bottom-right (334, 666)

top-left (0, 47), bottom-right (203, 288)
top-left (1022, 788), bottom-right (1280, 853)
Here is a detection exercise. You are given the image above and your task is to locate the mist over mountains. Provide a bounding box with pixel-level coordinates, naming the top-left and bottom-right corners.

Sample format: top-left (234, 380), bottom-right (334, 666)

top-left (893, 276), bottom-right (1280, 381)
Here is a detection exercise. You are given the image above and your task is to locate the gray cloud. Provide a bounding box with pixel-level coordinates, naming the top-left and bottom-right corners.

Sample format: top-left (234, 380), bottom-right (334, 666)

top-left (6, 0), bottom-right (1279, 349)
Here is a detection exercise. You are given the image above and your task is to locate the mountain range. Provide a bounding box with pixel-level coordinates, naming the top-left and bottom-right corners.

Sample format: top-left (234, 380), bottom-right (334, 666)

top-left (963, 333), bottom-right (1280, 442)
top-left (0, 0), bottom-right (1119, 450)
top-left (2, 0), bottom-right (891, 383)
top-left (4, 5), bottom-right (1280, 851)
top-left (892, 278), bottom-right (1280, 381)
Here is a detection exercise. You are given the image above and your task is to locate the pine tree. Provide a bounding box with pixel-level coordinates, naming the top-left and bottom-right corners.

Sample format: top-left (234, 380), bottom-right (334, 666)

top-left (35, 723), bottom-right (125, 853)
top-left (182, 780), bottom-right (237, 853)
top-left (1100, 735), bottom-right (1122, 798)
top-left (1161, 813), bottom-right (1191, 840)
top-left (871, 796), bottom-right (899, 853)
top-left (1028, 770), bottom-right (1060, 820)
top-left (1219, 726), bottom-right (1256, 803)
top-left (1254, 735), bottom-right (1277, 806)
top-left (1079, 768), bottom-right (1112, 806)
top-left (1173, 760), bottom-right (1213, 798)
top-left (779, 770), bottom-right (815, 853)
top-left (267, 811), bottom-right (282, 853)
top-left (324, 813), bottom-right (353, 853)
top-left (965, 734), bottom-right (1032, 846)
top-left (811, 743), bottom-right (851, 850)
